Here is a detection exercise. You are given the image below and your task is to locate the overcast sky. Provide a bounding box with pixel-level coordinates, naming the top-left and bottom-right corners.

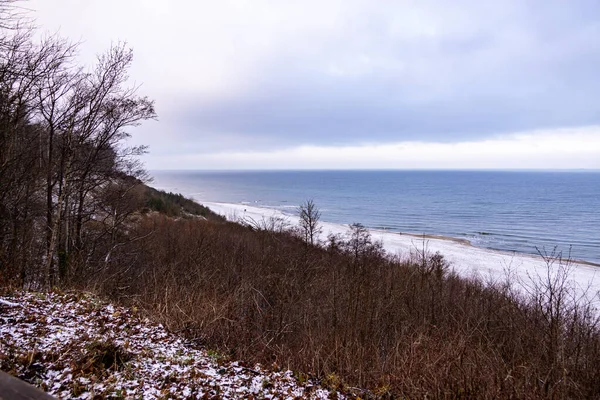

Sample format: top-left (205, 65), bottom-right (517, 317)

top-left (27, 0), bottom-right (600, 169)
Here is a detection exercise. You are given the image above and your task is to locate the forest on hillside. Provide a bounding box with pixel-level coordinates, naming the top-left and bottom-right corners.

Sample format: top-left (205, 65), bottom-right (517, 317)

top-left (0, 0), bottom-right (156, 288)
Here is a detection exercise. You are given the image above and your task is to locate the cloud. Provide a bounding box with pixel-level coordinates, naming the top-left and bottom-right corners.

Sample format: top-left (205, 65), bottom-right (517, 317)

top-left (146, 126), bottom-right (600, 170)
top-left (27, 0), bottom-right (600, 168)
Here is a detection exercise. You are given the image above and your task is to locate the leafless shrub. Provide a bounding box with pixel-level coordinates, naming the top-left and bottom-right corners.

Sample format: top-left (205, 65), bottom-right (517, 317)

top-left (241, 214), bottom-right (291, 233)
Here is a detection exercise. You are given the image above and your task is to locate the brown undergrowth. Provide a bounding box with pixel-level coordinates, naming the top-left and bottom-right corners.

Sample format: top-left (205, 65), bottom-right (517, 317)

top-left (66, 215), bottom-right (600, 398)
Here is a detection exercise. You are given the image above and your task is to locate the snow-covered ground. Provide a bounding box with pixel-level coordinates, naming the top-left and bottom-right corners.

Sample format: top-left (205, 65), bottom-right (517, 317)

top-left (0, 292), bottom-right (347, 399)
top-left (205, 201), bottom-right (600, 306)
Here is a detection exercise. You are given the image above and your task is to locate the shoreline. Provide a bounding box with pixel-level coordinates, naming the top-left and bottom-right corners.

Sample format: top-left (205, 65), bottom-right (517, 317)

top-left (202, 199), bottom-right (600, 268)
top-left (374, 230), bottom-right (473, 246)
top-left (200, 200), bottom-right (600, 303)
top-left (375, 229), bottom-right (600, 269)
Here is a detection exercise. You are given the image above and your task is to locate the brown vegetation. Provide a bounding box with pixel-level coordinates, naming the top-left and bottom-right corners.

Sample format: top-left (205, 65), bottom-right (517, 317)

top-left (77, 214), bottom-right (600, 399)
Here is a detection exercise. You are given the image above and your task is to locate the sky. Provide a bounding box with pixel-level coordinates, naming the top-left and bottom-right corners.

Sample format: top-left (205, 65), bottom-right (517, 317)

top-left (25, 0), bottom-right (600, 170)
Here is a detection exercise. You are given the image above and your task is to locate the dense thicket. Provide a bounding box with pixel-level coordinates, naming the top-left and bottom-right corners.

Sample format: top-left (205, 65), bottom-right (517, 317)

top-left (0, 1), bottom-right (156, 287)
top-left (85, 215), bottom-right (600, 398)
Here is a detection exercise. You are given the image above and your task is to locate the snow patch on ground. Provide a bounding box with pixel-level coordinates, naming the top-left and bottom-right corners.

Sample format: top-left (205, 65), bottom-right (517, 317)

top-left (0, 292), bottom-right (346, 399)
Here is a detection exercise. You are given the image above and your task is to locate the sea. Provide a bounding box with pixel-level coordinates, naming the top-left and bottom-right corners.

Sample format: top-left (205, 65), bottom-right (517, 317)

top-left (150, 170), bottom-right (600, 265)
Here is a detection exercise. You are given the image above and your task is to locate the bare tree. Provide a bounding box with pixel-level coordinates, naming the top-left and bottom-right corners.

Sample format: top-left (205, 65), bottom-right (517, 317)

top-left (36, 43), bottom-right (156, 285)
top-left (298, 199), bottom-right (322, 246)
top-left (0, 3), bottom-right (156, 287)
top-left (0, 0), bottom-right (29, 34)
top-left (0, 14), bottom-right (76, 286)
top-left (345, 222), bottom-right (371, 259)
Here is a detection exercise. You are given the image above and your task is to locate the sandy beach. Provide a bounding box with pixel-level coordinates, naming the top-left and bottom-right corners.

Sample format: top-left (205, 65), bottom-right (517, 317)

top-left (203, 201), bottom-right (600, 306)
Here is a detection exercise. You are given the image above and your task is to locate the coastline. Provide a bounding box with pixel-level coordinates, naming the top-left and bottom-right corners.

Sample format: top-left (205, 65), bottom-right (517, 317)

top-left (149, 170), bottom-right (600, 266)
top-left (373, 229), bottom-right (600, 269)
top-left (201, 200), bottom-right (600, 303)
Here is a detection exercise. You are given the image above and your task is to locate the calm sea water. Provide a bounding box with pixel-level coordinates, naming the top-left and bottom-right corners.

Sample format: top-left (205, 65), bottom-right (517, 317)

top-left (151, 170), bottom-right (600, 264)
